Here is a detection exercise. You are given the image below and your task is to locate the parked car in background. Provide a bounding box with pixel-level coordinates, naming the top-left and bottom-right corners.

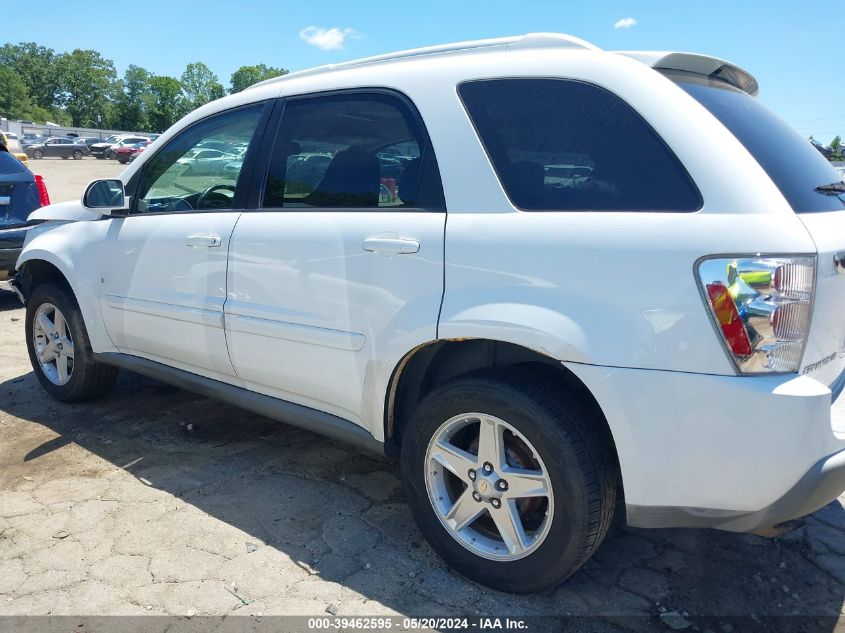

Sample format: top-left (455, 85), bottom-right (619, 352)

top-left (105, 136), bottom-right (150, 160)
top-left (91, 135), bottom-right (149, 159)
top-left (76, 137), bottom-right (104, 151)
top-left (25, 137), bottom-right (89, 160)
top-left (21, 135), bottom-right (47, 148)
top-left (0, 132), bottom-right (30, 167)
top-left (0, 147), bottom-right (49, 280)
top-left (128, 142), bottom-right (153, 163)
top-left (89, 135), bottom-right (121, 159)
top-left (174, 147), bottom-right (237, 175)
top-left (114, 140), bottom-right (152, 164)
top-left (811, 139), bottom-right (835, 158)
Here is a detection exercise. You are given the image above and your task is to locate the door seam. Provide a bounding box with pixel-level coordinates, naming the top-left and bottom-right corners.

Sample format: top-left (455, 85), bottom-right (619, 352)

top-left (221, 210), bottom-right (246, 381)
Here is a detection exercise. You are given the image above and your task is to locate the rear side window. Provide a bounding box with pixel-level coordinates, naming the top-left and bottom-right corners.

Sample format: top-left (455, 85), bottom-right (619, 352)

top-left (459, 79), bottom-right (701, 212)
top-left (262, 92), bottom-right (445, 210)
top-left (667, 71), bottom-right (845, 213)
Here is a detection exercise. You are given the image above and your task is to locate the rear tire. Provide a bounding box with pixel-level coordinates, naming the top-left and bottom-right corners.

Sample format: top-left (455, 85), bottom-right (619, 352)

top-left (401, 371), bottom-right (616, 593)
top-left (25, 283), bottom-right (118, 402)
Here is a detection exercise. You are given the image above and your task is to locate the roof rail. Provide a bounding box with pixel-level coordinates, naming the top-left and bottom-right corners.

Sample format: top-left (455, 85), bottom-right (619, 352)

top-left (248, 33), bottom-right (600, 90)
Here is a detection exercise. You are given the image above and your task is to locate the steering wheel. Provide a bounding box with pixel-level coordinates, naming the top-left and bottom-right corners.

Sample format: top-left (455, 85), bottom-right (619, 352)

top-left (197, 184), bottom-right (236, 209)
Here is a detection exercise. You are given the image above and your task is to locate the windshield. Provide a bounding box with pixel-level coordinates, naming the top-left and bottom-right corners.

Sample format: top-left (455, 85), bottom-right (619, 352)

top-left (665, 70), bottom-right (845, 213)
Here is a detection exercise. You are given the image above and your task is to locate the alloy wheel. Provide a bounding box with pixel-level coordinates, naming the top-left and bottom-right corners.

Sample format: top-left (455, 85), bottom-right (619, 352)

top-left (32, 303), bottom-right (75, 386)
top-left (424, 413), bottom-right (554, 560)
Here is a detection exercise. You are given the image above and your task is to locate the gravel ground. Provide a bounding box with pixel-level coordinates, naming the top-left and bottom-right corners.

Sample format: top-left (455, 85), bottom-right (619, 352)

top-left (1, 161), bottom-right (844, 630)
top-left (27, 156), bottom-right (125, 203)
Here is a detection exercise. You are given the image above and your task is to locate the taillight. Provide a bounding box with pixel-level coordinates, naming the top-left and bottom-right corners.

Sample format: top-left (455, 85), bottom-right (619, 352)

top-left (697, 256), bottom-right (816, 374)
top-left (705, 282), bottom-right (753, 356)
top-left (34, 175), bottom-right (50, 207)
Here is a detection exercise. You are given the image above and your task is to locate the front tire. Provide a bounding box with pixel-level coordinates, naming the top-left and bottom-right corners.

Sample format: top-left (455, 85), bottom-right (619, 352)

top-left (33, 150), bottom-right (43, 159)
top-left (25, 283), bottom-right (118, 402)
top-left (401, 371), bottom-right (616, 593)
top-left (72, 149), bottom-right (83, 160)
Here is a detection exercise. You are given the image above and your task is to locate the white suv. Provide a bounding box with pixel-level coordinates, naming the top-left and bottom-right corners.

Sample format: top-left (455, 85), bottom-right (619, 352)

top-left (12, 34), bottom-right (845, 593)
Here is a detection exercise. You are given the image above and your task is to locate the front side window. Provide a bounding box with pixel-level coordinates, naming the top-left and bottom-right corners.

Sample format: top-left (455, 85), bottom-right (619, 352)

top-left (262, 92), bottom-right (444, 210)
top-left (135, 104), bottom-right (263, 213)
top-left (459, 79), bottom-right (701, 212)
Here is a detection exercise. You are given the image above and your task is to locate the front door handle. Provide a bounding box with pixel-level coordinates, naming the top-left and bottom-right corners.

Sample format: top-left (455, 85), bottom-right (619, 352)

top-left (363, 236), bottom-right (420, 255)
top-left (186, 233), bottom-right (222, 248)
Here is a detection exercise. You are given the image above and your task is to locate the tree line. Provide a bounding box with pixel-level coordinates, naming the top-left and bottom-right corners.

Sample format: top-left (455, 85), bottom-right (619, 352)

top-left (0, 42), bottom-right (288, 132)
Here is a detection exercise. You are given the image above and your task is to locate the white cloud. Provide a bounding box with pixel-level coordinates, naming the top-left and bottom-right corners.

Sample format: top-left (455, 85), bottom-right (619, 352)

top-left (299, 26), bottom-right (358, 51)
top-left (613, 17), bottom-right (638, 29)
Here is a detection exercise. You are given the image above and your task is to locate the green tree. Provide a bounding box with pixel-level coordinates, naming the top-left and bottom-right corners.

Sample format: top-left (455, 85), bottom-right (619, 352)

top-left (180, 62), bottom-right (225, 110)
top-left (0, 65), bottom-right (66, 124)
top-left (0, 66), bottom-right (33, 119)
top-left (148, 75), bottom-right (187, 132)
top-left (114, 64), bottom-right (153, 131)
top-left (0, 42), bottom-right (59, 110)
top-left (54, 49), bottom-right (117, 127)
top-left (831, 135), bottom-right (842, 158)
top-left (229, 64), bottom-right (288, 93)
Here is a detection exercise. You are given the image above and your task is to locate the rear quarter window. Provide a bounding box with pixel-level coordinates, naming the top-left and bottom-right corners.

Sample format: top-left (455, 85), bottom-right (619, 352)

top-left (666, 71), bottom-right (845, 213)
top-left (459, 78), bottom-right (702, 212)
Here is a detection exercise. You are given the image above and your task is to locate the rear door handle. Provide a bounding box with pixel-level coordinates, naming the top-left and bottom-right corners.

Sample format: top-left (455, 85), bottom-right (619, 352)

top-left (186, 233), bottom-right (222, 248)
top-left (363, 236), bottom-right (420, 255)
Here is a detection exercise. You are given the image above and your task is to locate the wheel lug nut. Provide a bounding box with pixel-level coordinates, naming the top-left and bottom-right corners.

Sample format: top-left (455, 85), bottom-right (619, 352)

top-left (472, 491), bottom-right (482, 502)
top-left (491, 498), bottom-right (501, 509)
top-left (468, 469), bottom-right (476, 481)
top-left (496, 479), bottom-right (508, 491)
top-left (483, 462), bottom-right (493, 473)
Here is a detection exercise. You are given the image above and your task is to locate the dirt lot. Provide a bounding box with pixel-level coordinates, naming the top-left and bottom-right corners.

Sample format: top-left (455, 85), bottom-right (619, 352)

top-left (28, 157), bottom-right (125, 204)
top-left (1, 160), bottom-right (844, 629)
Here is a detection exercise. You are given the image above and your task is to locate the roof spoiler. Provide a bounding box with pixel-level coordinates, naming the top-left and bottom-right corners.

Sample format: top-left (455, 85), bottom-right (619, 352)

top-left (617, 51), bottom-right (759, 96)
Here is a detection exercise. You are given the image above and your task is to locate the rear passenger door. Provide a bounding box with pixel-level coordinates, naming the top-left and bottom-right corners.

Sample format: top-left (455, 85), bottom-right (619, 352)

top-left (225, 90), bottom-right (446, 431)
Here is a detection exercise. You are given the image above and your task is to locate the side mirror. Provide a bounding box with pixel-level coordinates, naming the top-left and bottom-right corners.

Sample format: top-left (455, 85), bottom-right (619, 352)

top-left (82, 179), bottom-right (129, 215)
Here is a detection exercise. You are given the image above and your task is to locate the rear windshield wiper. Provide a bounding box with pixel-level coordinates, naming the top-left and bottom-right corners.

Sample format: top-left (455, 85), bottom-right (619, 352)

top-left (815, 181), bottom-right (845, 195)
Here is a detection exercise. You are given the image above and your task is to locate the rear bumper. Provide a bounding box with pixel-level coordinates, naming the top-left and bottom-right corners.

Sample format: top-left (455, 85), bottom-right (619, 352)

top-left (564, 362), bottom-right (845, 532)
top-left (626, 447), bottom-right (845, 532)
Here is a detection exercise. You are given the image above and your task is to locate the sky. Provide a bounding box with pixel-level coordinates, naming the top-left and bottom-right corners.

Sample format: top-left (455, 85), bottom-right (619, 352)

top-left (3, 0), bottom-right (843, 144)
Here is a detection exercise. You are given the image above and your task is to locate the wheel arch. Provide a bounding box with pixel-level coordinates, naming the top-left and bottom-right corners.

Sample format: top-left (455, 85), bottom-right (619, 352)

top-left (384, 339), bottom-right (622, 485)
top-left (15, 252), bottom-right (75, 303)
top-left (15, 249), bottom-right (116, 354)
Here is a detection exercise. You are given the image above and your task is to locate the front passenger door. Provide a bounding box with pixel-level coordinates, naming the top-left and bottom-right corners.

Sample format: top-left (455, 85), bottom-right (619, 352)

top-left (96, 103), bottom-right (269, 383)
